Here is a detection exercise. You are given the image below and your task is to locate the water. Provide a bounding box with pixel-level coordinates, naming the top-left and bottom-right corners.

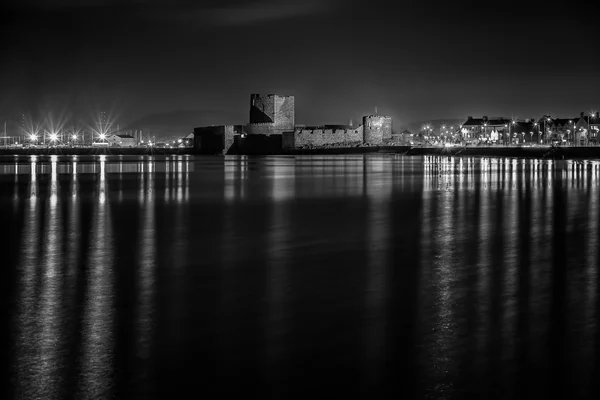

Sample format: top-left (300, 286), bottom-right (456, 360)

top-left (1, 154), bottom-right (599, 399)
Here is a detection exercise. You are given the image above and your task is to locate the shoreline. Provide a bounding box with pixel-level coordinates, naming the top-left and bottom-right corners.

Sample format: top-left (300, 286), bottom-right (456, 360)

top-left (2, 145), bottom-right (600, 160)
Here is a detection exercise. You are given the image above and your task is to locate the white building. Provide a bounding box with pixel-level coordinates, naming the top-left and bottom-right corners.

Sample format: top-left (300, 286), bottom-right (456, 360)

top-left (106, 134), bottom-right (137, 147)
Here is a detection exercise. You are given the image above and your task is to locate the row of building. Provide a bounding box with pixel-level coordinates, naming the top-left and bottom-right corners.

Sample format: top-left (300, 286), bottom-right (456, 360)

top-left (194, 94), bottom-right (393, 154)
top-left (436, 112), bottom-right (600, 145)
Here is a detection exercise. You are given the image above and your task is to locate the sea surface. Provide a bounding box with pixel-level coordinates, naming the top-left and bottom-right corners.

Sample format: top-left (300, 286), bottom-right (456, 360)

top-left (1, 154), bottom-right (599, 399)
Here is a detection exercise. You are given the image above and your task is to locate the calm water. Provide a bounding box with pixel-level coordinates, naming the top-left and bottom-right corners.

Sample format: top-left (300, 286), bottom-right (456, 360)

top-left (1, 154), bottom-right (599, 399)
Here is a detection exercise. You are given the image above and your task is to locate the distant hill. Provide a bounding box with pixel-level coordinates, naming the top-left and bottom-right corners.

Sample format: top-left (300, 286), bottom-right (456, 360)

top-left (398, 118), bottom-right (465, 134)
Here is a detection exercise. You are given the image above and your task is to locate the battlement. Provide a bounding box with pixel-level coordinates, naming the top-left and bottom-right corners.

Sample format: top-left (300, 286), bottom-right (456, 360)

top-left (364, 114), bottom-right (392, 119)
top-left (283, 125), bottom-right (364, 149)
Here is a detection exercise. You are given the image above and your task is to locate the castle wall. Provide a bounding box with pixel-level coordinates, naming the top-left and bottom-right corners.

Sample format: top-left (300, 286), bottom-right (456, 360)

top-left (250, 94), bottom-right (275, 123)
top-left (194, 125), bottom-right (241, 154)
top-left (363, 115), bottom-right (392, 145)
top-left (273, 95), bottom-right (295, 130)
top-left (282, 131), bottom-right (295, 149)
top-left (246, 122), bottom-right (291, 136)
top-left (290, 125), bottom-right (364, 148)
top-left (346, 125), bottom-right (363, 143)
top-left (224, 125), bottom-right (236, 154)
top-left (249, 94), bottom-right (295, 133)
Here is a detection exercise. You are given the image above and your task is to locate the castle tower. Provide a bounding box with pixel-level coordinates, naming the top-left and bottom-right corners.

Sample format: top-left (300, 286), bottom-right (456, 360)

top-left (248, 94), bottom-right (295, 135)
top-left (363, 114), bottom-right (392, 145)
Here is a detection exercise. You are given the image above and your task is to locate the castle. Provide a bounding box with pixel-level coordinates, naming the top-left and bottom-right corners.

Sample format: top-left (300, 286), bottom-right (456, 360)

top-left (194, 94), bottom-right (392, 154)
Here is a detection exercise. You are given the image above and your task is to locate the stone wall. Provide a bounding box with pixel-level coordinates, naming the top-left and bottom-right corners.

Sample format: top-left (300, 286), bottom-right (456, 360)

top-left (287, 125), bottom-right (364, 148)
top-left (273, 95), bottom-right (295, 129)
top-left (250, 94), bottom-right (274, 123)
top-left (224, 125), bottom-right (236, 154)
top-left (282, 131), bottom-right (295, 149)
top-left (247, 122), bottom-right (281, 136)
top-left (363, 115), bottom-right (392, 145)
top-left (249, 94), bottom-right (295, 132)
top-left (194, 125), bottom-right (242, 154)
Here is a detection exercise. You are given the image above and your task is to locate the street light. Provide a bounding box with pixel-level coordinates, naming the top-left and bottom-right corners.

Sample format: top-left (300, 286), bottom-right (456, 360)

top-left (591, 112), bottom-right (597, 145)
top-left (570, 120), bottom-right (574, 145)
top-left (483, 123), bottom-right (487, 142)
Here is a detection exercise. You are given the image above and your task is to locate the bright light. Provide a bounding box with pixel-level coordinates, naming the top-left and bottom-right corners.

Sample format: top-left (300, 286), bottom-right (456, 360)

top-left (29, 134), bottom-right (38, 141)
top-left (178, 139), bottom-right (182, 143)
top-left (99, 133), bottom-right (106, 140)
top-left (72, 135), bottom-right (77, 141)
top-left (49, 133), bottom-right (58, 142)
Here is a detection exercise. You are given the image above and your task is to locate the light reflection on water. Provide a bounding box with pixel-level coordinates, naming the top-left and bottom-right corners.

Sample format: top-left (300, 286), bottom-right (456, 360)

top-left (2, 155), bottom-right (600, 398)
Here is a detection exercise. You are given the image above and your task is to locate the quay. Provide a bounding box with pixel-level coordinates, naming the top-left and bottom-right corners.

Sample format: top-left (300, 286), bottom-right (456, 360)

top-left (4, 145), bottom-right (600, 160)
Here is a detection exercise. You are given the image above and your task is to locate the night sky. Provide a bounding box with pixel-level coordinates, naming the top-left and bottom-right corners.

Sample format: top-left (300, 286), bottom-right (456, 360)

top-left (1, 0), bottom-right (598, 136)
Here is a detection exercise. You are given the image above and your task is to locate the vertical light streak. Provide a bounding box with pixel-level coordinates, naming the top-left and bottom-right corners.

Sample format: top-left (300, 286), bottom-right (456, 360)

top-left (585, 164), bottom-right (598, 384)
top-left (364, 157), bottom-right (391, 386)
top-left (477, 156), bottom-right (492, 357)
top-left (164, 158), bottom-right (171, 203)
top-left (502, 159), bottom-right (519, 362)
top-left (30, 157), bottom-right (37, 199)
top-left (427, 170), bottom-right (457, 394)
top-left (14, 157), bottom-right (41, 399)
top-left (224, 156), bottom-right (235, 202)
top-left (265, 158), bottom-right (294, 388)
top-left (185, 158), bottom-right (190, 202)
top-left (135, 158), bottom-right (156, 379)
top-left (37, 155), bottom-right (63, 398)
top-left (79, 156), bottom-right (115, 399)
top-left (177, 160), bottom-right (183, 203)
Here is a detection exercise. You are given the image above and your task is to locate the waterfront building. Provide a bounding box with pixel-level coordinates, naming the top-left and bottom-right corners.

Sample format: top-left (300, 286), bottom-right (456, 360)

top-left (573, 112), bottom-right (600, 145)
top-left (540, 117), bottom-right (577, 144)
top-left (106, 134), bottom-right (137, 147)
top-left (460, 116), bottom-right (511, 143)
top-left (509, 120), bottom-right (536, 144)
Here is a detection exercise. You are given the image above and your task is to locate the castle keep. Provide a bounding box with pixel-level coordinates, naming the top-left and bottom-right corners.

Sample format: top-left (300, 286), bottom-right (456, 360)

top-left (194, 94), bottom-right (393, 153)
top-left (248, 94), bottom-right (295, 135)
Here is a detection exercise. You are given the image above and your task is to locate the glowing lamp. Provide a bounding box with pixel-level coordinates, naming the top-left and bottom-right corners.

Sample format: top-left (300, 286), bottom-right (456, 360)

top-left (99, 133), bottom-right (106, 140)
top-left (30, 134), bottom-right (38, 141)
top-left (49, 133), bottom-right (58, 142)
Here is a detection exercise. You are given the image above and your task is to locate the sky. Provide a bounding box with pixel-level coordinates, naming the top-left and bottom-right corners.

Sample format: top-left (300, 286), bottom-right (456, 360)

top-left (0, 0), bottom-right (599, 136)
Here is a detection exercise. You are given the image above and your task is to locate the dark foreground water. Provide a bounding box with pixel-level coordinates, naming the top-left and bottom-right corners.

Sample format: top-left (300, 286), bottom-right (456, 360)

top-left (1, 154), bottom-right (599, 399)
